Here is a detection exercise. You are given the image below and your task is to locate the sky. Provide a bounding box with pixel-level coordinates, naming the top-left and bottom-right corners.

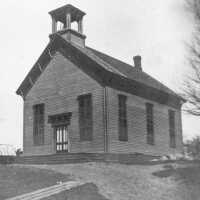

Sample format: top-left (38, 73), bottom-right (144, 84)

top-left (0, 0), bottom-right (197, 148)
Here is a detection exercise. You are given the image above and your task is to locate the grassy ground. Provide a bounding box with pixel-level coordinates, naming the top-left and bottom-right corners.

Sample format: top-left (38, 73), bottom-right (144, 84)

top-left (2, 161), bottom-right (200, 200)
top-left (0, 165), bottom-right (71, 199)
top-left (43, 183), bottom-right (109, 200)
top-left (31, 161), bottom-right (200, 200)
top-left (152, 163), bottom-right (200, 200)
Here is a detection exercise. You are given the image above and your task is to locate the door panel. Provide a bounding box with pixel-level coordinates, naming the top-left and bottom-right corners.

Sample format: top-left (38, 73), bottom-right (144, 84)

top-left (55, 126), bottom-right (69, 153)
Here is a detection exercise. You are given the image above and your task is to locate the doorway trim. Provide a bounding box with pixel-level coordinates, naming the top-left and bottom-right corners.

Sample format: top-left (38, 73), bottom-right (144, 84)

top-left (48, 112), bottom-right (72, 153)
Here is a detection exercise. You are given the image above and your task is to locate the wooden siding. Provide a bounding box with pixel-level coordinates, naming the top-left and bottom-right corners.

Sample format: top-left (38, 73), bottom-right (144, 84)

top-left (22, 51), bottom-right (183, 156)
top-left (106, 87), bottom-right (183, 155)
top-left (23, 52), bottom-right (104, 156)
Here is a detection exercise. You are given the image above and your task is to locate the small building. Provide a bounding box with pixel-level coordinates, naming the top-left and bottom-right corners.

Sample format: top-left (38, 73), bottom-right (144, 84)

top-left (16, 4), bottom-right (185, 156)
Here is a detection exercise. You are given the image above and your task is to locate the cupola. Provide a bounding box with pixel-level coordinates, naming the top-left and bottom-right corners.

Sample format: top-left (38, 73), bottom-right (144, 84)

top-left (49, 4), bottom-right (86, 47)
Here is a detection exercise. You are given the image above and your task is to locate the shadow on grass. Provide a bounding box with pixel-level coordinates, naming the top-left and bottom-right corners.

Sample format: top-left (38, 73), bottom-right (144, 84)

top-left (43, 183), bottom-right (109, 200)
top-left (152, 163), bottom-right (200, 185)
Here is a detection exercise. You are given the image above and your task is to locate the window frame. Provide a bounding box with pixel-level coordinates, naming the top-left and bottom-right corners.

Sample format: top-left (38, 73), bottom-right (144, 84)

top-left (168, 110), bottom-right (176, 148)
top-left (118, 94), bottom-right (128, 142)
top-left (33, 103), bottom-right (45, 146)
top-left (78, 94), bottom-right (93, 141)
top-left (146, 103), bottom-right (154, 145)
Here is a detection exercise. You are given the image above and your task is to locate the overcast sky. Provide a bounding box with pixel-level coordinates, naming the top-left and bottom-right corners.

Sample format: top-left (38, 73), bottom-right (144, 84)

top-left (0, 0), bottom-right (197, 148)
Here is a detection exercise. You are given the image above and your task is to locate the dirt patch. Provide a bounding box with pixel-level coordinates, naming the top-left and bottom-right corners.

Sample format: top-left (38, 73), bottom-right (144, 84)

top-left (152, 164), bottom-right (175, 178)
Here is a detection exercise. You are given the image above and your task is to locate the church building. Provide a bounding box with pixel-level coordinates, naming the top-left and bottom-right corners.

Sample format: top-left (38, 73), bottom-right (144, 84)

top-left (16, 4), bottom-right (184, 156)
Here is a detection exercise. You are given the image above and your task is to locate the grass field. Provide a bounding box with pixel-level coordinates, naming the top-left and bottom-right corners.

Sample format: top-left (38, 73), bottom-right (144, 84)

top-left (1, 161), bottom-right (200, 200)
top-left (0, 165), bottom-right (71, 199)
top-left (34, 161), bottom-right (200, 200)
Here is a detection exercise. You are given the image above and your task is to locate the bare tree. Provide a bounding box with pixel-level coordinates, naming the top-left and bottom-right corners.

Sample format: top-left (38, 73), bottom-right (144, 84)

top-left (15, 148), bottom-right (23, 157)
top-left (185, 136), bottom-right (200, 157)
top-left (183, 0), bottom-right (200, 115)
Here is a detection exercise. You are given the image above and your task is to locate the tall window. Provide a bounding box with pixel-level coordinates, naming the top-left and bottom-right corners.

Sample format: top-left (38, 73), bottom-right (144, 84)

top-left (168, 110), bottom-right (176, 148)
top-left (118, 95), bottom-right (128, 141)
top-left (78, 94), bottom-right (93, 141)
top-left (33, 104), bottom-right (44, 146)
top-left (146, 103), bottom-right (154, 145)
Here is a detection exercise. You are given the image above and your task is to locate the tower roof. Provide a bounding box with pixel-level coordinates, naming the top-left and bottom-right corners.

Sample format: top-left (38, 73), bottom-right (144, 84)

top-left (49, 4), bottom-right (86, 23)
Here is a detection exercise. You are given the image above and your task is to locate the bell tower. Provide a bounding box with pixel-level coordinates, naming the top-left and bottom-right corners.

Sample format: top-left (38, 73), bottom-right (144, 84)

top-left (49, 4), bottom-right (86, 47)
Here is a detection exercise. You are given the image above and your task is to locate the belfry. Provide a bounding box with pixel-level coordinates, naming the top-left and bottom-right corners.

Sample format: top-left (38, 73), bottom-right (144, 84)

top-left (49, 4), bottom-right (86, 47)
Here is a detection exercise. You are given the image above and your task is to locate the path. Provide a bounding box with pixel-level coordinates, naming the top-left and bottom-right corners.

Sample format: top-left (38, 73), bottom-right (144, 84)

top-left (5, 181), bottom-right (83, 200)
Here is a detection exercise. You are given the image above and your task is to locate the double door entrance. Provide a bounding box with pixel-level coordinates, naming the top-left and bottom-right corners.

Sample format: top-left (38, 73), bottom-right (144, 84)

top-left (55, 125), bottom-right (69, 153)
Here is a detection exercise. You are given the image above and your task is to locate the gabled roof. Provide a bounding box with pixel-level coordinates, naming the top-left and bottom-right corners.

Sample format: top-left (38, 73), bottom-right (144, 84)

top-left (16, 34), bottom-right (184, 108)
top-left (86, 47), bottom-right (178, 97)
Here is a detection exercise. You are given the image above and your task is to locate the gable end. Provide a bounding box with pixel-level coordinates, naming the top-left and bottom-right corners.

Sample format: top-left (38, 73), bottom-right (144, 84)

top-left (16, 34), bottom-right (184, 109)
